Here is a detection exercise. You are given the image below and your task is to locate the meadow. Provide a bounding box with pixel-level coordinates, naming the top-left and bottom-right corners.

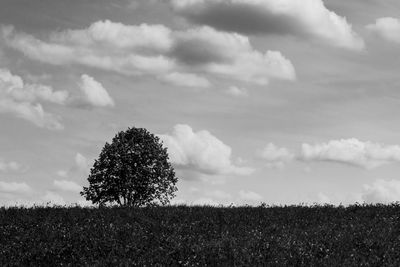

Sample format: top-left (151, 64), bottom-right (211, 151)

top-left (1, 204), bottom-right (400, 266)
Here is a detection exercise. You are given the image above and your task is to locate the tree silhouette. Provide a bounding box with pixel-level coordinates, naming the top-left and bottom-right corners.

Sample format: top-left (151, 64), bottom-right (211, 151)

top-left (81, 127), bottom-right (177, 207)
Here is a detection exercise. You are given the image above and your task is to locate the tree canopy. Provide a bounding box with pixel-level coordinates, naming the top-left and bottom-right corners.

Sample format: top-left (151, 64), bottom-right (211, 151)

top-left (81, 127), bottom-right (178, 207)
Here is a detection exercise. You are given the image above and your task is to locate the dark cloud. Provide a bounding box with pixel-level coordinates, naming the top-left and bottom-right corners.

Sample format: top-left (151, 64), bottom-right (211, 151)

top-left (172, 0), bottom-right (364, 50)
top-left (170, 38), bottom-right (233, 66)
top-left (178, 3), bottom-right (305, 36)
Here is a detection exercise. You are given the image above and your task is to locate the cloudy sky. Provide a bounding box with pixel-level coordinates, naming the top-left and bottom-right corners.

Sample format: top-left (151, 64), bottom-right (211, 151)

top-left (1, 0), bottom-right (400, 206)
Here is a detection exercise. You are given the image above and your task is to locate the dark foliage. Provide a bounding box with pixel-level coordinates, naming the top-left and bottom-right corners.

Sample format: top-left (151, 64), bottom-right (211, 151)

top-left (2, 204), bottom-right (400, 266)
top-left (81, 127), bottom-right (178, 207)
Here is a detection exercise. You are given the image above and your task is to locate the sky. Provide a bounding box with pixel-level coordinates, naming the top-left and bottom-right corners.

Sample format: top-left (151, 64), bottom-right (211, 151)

top-left (1, 0), bottom-right (400, 206)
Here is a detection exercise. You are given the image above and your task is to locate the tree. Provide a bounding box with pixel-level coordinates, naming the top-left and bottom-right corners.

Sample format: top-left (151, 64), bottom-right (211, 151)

top-left (81, 127), bottom-right (178, 207)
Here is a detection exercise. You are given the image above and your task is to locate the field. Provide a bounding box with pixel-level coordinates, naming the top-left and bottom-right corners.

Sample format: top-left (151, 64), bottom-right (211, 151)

top-left (1, 204), bottom-right (400, 266)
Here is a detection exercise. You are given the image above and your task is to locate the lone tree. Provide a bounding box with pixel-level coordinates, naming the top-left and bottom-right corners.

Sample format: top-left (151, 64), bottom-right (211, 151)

top-left (81, 127), bottom-right (178, 207)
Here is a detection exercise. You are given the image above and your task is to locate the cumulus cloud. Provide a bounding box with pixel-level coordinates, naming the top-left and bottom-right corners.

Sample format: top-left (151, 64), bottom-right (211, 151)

top-left (0, 181), bottom-right (32, 194)
top-left (6, 83), bottom-right (68, 105)
top-left (171, 0), bottom-right (364, 50)
top-left (239, 190), bottom-right (263, 202)
top-left (1, 21), bottom-right (295, 86)
top-left (78, 74), bottom-right (114, 107)
top-left (53, 20), bottom-right (173, 52)
top-left (0, 68), bottom-right (65, 130)
top-left (159, 72), bottom-right (211, 88)
top-left (366, 17), bottom-right (400, 44)
top-left (172, 26), bottom-right (295, 84)
top-left (301, 138), bottom-right (400, 169)
top-left (361, 179), bottom-right (400, 204)
top-left (159, 124), bottom-right (253, 176)
top-left (53, 180), bottom-right (82, 193)
top-left (260, 143), bottom-right (295, 168)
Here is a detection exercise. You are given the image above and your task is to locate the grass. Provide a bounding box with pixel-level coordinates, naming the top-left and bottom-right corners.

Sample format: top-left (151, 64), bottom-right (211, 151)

top-left (1, 204), bottom-right (400, 266)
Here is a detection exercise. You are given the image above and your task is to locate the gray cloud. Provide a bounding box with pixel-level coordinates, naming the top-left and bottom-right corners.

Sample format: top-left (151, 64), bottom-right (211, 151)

top-left (174, 2), bottom-right (304, 36)
top-left (170, 38), bottom-right (233, 66)
top-left (171, 0), bottom-right (365, 50)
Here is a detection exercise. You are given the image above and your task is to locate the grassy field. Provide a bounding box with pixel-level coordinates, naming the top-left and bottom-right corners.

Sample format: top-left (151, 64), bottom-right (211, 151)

top-left (1, 204), bottom-right (400, 266)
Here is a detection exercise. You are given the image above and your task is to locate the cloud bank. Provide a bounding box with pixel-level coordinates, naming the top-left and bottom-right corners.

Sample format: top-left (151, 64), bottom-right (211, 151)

top-left (1, 21), bottom-right (295, 86)
top-left (301, 138), bottom-right (400, 169)
top-left (171, 0), bottom-right (364, 50)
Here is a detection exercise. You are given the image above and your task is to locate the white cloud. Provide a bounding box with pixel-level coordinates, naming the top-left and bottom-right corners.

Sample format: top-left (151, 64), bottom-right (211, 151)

top-left (260, 143), bottom-right (295, 168)
top-left (53, 180), bottom-right (82, 193)
top-left (172, 26), bottom-right (296, 84)
top-left (8, 84), bottom-right (67, 105)
top-left (0, 181), bottom-right (32, 194)
top-left (239, 190), bottom-right (263, 202)
top-left (160, 72), bottom-right (211, 88)
top-left (0, 160), bottom-right (22, 172)
top-left (79, 74), bottom-right (114, 107)
top-left (2, 22), bottom-right (295, 86)
top-left (53, 20), bottom-right (173, 52)
top-left (361, 179), bottom-right (400, 204)
top-left (159, 124), bottom-right (253, 176)
top-left (301, 138), bottom-right (400, 169)
top-left (172, 0), bottom-right (364, 50)
top-left (0, 68), bottom-right (65, 130)
top-left (1, 24), bottom-right (175, 76)
top-left (226, 86), bottom-right (248, 97)
top-left (366, 17), bottom-right (400, 44)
